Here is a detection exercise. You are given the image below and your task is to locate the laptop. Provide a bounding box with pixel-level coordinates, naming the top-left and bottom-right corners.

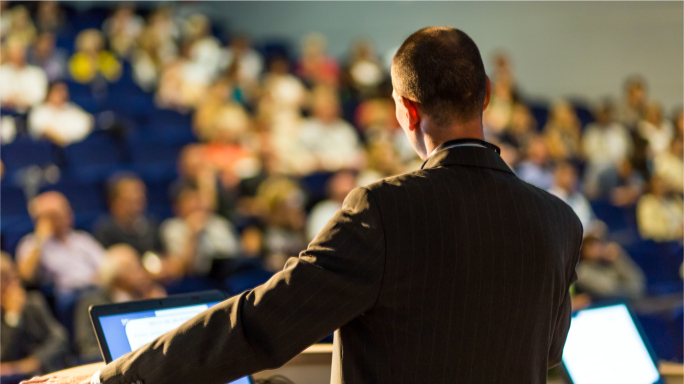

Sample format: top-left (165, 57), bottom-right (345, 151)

top-left (89, 290), bottom-right (253, 384)
top-left (561, 301), bottom-right (664, 384)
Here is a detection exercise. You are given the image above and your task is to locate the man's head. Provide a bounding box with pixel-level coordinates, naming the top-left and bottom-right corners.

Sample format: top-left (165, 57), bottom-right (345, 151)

top-left (106, 172), bottom-right (147, 223)
top-left (554, 162), bottom-right (578, 193)
top-left (28, 191), bottom-right (74, 237)
top-left (100, 244), bottom-right (152, 295)
top-left (391, 27), bottom-right (489, 159)
top-left (173, 186), bottom-right (208, 219)
top-left (6, 37), bottom-right (27, 67)
top-left (326, 170), bottom-right (357, 204)
top-left (47, 82), bottom-right (69, 107)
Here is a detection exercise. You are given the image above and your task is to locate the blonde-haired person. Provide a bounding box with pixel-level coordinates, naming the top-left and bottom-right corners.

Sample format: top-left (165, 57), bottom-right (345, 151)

top-left (543, 100), bottom-right (583, 162)
top-left (69, 29), bottom-right (121, 84)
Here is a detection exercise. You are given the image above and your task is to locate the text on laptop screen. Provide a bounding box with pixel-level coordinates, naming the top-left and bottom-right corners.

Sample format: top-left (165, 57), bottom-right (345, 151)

top-left (98, 301), bottom-right (250, 384)
top-left (562, 303), bottom-right (660, 384)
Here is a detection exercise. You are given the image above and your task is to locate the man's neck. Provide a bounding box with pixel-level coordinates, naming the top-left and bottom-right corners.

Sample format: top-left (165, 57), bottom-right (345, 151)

top-left (424, 118), bottom-right (485, 158)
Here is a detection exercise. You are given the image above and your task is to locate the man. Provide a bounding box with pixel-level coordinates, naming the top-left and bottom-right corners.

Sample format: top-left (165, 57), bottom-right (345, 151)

top-left (16, 192), bottom-right (105, 326)
top-left (93, 173), bottom-right (164, 257)
top-left (28, 81), bottom-right (94, 146)
top-left (74, 245), bottom-right (166, 362)
top-left (1, 253), bottom-right (69, 382)
top-left (0, 37), bottom-right (49, 112)
top-left (26, 27), bottom-right (581, 384)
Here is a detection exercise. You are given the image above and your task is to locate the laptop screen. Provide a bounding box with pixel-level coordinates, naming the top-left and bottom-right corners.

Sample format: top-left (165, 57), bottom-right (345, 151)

top-left (562, 303), bottom-right (660, 384)
top-left (97, 301), bottom-right (251, 384)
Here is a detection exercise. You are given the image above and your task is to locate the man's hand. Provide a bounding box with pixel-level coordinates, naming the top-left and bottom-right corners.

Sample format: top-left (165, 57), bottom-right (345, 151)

top-left (20, 374), bottom-right (92, 384)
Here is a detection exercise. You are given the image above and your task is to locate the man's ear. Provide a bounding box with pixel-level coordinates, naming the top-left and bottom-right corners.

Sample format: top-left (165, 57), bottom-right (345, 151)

top-left (401, 96), bottom-right (421, 132)
top-left (483, 76), bottom-right (492, 112)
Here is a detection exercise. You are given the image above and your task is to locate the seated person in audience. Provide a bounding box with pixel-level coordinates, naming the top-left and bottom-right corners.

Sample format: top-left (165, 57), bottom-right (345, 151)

top-left (27, 32), bottom-right (68, 82)
top-left (616, 76), bottom-right (648, 130)
top-left (256, 177), bottom-right (307, 272)
top-left (1, 253), bottom-right (68, 381)
top-left (548, 162), bottom-right (603, 235)
top-left (68, 29), bottom-right (121, 84)
top-left (27, 81), bottom-right (94, 146)
top-left (171, 143), bottom-right (237, 220)
top-left (516, 135), bottom-right (555, 190)
top-left (160, 186), bottom-right (239, 281)
top-left (637, 175), bottom-right (684, 242)
top-left (498, 103), bottom-right (537, 151)
top-left (306, 170), bottom-right (357, 241)
top-left (102, 4), bottom-right (144, 59)
top-left (74, 244), bottom-right (166, 362)
top-left (221, 34), bottom-right (264, 91)
top-left (344, 39), bottom-right (385, 97)
top-left (605, 158), bottom-right (645, 206)
top-left (653, 134), bottom-right (683, 194)
top-left (296, 33), bottom-right (340, 87)
top-left (575, 234), bottom-right (645, 301)
top-left (298, 86), bottom-right (363, 173)
top-left (582, 101), bottom-right (633, 199)
top-left (543, 100), bottom-right (583, 162)
top-left (16, 192), bottom-right (105, 324)
top-left (3, 5), bottom-right (36, 46)
top-left (94, 173), bottom-right (164, 256)
top-left (0, 37), bottom-right (48, 112)
top-left (637, 102), bottom-right (674, 159)
top-left (35, 2), bottom-right (66, 36)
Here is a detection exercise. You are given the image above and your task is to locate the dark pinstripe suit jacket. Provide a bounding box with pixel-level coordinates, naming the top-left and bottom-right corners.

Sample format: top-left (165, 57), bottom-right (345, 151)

top-left (100, 145), bottom-right (583, 384)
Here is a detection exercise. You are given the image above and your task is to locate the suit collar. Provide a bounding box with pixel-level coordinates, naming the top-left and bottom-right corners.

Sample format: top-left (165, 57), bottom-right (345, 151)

top-left (421, 141), bottom-right (514, 174)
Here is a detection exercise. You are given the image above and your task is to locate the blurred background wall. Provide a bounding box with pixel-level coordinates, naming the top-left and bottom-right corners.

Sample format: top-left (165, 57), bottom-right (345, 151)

top-left (105, 1), bottom-right (684, 109)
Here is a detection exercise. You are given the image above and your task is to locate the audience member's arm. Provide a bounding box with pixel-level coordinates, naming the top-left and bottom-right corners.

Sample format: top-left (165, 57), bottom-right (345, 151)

top-left (24, 292), bottom-right (70, 372)
top-left (17, 218), bottom-right (52, 283)
top-left (98, 187), bottom-right (386, 384)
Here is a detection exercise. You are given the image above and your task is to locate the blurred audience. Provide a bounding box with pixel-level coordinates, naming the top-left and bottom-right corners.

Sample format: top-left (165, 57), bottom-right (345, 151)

top-left (94, 173), bottom-right (163, 255)
top-left (102, 4), bottom-right (144, 59)
top-left (548, 162), bottom-right (601, 234)
top-left (27, 82), bottom-right (94, 146)
top-left (68, 29), bottom-right (121, 84)
top-left (543, 100), bottom-right (583, 162)
top-left (27, 32), bottom-right (68, 82)
top-left (0, 37), bottom-right (49, 112)
top-left (1, 253), bottom-right (69, 380)
top-left (298, 86), bottom-right (363, 173)
top-left (582, 101), bottom-right (632, 198)
top-left (296, 33), bottom-right (339, 87)
top-left (516, 136), bottom-right (555, 190)
top-left (16, 192), bottom-right (105, 324)
top-left (636, 175), bottom-right (684, 242)
top-left (74, 244), bottom-right (166, 362)
top-left (653, 134), bottom-right (683, 194)
top-left (160, 186), bottom-right (239, 279)
top-left (637, 102), bottom-right (674, 159)
top-left (576, 234), bottom-right (645, 300)
top-left (617, 76), bottom-right (647, 130)
top-left (306, 170), bottom-right (356, 241)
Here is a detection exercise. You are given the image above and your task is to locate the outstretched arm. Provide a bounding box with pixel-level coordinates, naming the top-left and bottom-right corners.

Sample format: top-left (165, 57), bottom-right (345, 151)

top-left (26, 187), bottom-right (386, 384)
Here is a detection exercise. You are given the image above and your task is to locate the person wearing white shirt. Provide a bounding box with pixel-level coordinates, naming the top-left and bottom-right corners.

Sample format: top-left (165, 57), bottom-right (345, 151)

top-left (582, 103), bottom-right (632, 198)
top-left (28, 82), bottom-right (94, 146)
top-left (298, 87), bottom-right (363, 173)
top-left (221, 35), bottom-right (264, 85)
top-left (548, 162), bottom-right (599, 235)
top-left (638, 102), bottom-right (674, 158)
top-left (0, 38), bottom-right (48, 112)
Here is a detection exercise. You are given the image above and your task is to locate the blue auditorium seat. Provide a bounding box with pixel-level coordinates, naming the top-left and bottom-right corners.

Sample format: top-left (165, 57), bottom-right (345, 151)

top-left (146, 178), bottom-right (174, 221)
top-left (129, 143), bottom-right (181, 181)
top-left (528, 103), bottom-right (548, 130)
top-left (301, 172), bottom-right (334, 207)
top-left (224, 263), bottom-right (274, 295)
top-left (130, 123), bottom-right (197, 146)
top-left (1, 139), bottom-right (56, 179)
top-left (144, 109), bottom-right (193, 129)
top-left (570, 100), bottom-right (594, 129)
top-left (625, 240), bottom-right (683, 296)
top-left (63, 135), bottom-right (124, 183)
top-left (1, 184), bottom-right (29, 231)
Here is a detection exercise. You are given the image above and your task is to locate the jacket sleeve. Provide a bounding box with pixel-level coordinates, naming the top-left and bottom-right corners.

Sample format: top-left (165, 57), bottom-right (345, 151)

top-left (100, 187), bottom-right (386, 384)
top-left (547, 216), bottom-right (583, 368)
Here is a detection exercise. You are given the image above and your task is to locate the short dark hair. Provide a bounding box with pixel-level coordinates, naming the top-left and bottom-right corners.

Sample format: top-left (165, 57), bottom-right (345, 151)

top-left (391, 27), bottom-right (487, 125)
